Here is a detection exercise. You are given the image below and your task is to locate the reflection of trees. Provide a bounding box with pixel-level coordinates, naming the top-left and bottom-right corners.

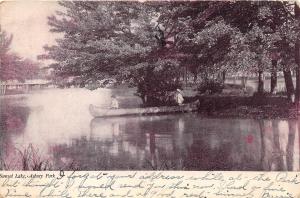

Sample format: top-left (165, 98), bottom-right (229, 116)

top-left (52, 136), bottom-right (145, 170)
top-left (0, 104), bottom-right (29, 133)
top-left (0, 104), bottom-right (30, 170)
top-left (259, 120), bottom-right (266, 170)
top-left (183, 137), bottom-right (233, 170)
top-left (235, 119), bottom-right (262, 170)
top-left (254, 118), bottom-right (298, 171)
top-left (52, 133), bottom-right (184, 170)
top-left (258, 120), bottom-right (283, 171)
top-left (259, 119), bottom-right (298, 171)
top-left (50, 116), bottom-right (300, 171)
top-left (52, 116), bottom-right (192, 170)
top-left (259, 120), bottom-right (284, 171)
top-left (286, 120), bottom-right (296, 171)
top-left (272, 121), bottom-right (284, 170)
top-left (183, 119), bottom-right (265, 171)
top-left (298, 118), bottom-right (300, 171)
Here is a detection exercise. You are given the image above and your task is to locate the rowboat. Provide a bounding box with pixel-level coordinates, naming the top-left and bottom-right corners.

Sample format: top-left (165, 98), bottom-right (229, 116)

top-left (89, 100), bottom-right (199, 117)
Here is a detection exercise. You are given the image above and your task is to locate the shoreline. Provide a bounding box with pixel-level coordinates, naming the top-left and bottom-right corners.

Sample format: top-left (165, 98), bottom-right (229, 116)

top-left (193, 95), bottom-right (297, 119)
top-left (1, 88), bottom-right (297, 120)
top-left (0, 93), bottom-right (29, 99)
top-left (196, 106), bottom-right (298, 120)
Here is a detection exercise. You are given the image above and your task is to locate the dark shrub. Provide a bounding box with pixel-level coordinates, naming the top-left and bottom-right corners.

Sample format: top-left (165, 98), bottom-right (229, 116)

top-left (251, 92), bottom-right (290, 106)
top-left (198, 79), bottom-right (224, 95)
top-left (251, 91), bottom-right (270, 105)
top-left (130, 60), bottom-right (182, 106)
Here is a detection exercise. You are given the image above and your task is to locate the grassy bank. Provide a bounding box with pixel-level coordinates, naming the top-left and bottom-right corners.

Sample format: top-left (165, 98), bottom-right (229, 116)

top-left (110, 85), bottom-right (297, 119)
top-left (188, 95), bottom-right (297, 119)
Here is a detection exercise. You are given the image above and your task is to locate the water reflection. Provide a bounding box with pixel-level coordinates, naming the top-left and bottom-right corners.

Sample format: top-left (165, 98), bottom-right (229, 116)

top-left (0, 89), bottom-right (299, 170)
top-left (50, 116), bottom-right (300, 170)
top-left (287, 121), bottom-right (296, 171)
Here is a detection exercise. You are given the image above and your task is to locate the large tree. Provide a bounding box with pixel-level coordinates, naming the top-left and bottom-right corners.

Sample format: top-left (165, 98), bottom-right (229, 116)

top-left (220, 1), bottom-right (298, 97)
top-left (0, 26), bottom-right (39, 82)
top-left (41, 1), bottom-right (186, 105)
top-left (41, 1), bottom-right (300, 103)
top-left (41, 2), bottom-right (157, 81)
top-left (155, 1), bottom-right (285, 93)
top-left (294, 2), bottom-right (300, 105)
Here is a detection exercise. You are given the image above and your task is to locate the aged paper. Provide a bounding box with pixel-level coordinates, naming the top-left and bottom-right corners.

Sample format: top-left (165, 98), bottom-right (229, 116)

top-left (1, 1), bottom-right (300, 198)
top-left (0, 171), bottom-right (300, 198)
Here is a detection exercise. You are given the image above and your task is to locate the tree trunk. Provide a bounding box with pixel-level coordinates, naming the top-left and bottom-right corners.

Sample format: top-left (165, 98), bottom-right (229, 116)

top-left (295, 2), bottom-right (300, 106)
top-left (222, 71), bottom-right (226, 83)
top-left (270, 60), bottom-right (277, 94)
top-left (259, 120), bottom-right (266, 169)
top-left (283, 70), bottom-right (294, 102)
top-left (193, 72), bottom-right (197, 84)
top-left (296, 63), bottom-right (300, 102)
top-left (286, 121), bottom-right (296, 171)
top-left (258, 70), bottom-right (264, 94)
top-left (217, 72), bottom-right (223, 82)
top-left (185, 65), bottom-right (188, 87)
top-left (241, 76), bottom-right (247, 88)
top-left (272, 121), bottom-right (284, 170)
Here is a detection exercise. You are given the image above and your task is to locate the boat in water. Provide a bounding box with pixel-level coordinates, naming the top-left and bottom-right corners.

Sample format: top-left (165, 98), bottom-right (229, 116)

top-left (89, 100), bottom-right (199, 117)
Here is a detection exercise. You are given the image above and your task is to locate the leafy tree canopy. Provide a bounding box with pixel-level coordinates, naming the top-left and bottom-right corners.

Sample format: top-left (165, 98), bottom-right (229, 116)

top-left (0, 26), bottom-right (40, 82)
top-left (40, 1), bottom-right (300, 102)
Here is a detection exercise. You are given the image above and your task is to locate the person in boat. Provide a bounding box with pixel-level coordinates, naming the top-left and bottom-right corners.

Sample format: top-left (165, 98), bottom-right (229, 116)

top-left (175, 89), bottom-right (184, 105)
top-left (110, 95), bottom-right (119, 109)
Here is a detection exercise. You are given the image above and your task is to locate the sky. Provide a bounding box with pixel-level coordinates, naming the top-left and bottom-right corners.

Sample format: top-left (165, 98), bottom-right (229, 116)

top-left (0, 1), bottom-right (61, 66)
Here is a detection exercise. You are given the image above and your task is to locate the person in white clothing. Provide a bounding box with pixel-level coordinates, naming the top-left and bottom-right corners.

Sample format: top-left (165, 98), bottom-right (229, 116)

top-left (110, 95), bottom-right (119, 109)
top-left (175, 89), bottom-right (184, 105)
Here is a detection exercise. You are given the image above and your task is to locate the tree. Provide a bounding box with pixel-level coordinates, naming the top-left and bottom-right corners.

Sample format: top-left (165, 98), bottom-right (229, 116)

top-left (41, 2), bottom-right (156, 79)
top-left (41, 1), bottom-right (187, 104)
top-left (266, 2), bottom-right (297, 98)
top-left (0, 26), bottom-right (13, 57)
top-left (295, 2), bottom-right (300, 105)
top-left (129, 59), bottom-right (182, 106)
top-left (275, 19), bottom-right (297, 101)
top-left (156, 1), bottom-right (298, 99)
top-left (264, 1), bottom-right (299, 101)
top-left (0, 53), bottom-right (22, 81)
top-left (0, 25), bottom-right (13, 81)
top-left (0, 25), bottom-right (40, 82)
top-left (156, 1), bottom-right (284, 93)
top-left (156, 2), bottom-right (231, 83)
top-left (221, 1), bottom-right (298, 97)
top-left (41, 1), bottom-right (299, 104)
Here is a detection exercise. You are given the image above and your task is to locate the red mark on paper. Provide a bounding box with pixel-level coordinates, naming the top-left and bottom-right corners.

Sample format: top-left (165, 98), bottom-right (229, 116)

top-left (246, 134), bottom-right (254, 144)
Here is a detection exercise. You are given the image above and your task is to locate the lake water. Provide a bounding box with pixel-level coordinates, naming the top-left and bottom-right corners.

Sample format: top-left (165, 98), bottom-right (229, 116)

top-left (0, 88), bottom-right (299, 171)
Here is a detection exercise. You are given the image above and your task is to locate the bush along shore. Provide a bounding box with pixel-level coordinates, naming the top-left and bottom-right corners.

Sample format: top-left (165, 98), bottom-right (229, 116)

top-left (185, 94), bottom-right (297, 119)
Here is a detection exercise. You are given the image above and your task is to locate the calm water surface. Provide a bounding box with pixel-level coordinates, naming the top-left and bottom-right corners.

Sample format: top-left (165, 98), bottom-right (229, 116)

top-left (0, 88), bottom-right (299, 171)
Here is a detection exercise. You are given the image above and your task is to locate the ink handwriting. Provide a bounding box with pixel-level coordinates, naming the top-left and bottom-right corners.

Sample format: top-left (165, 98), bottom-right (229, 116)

top-left (0, 171), bottom-right (299, 198)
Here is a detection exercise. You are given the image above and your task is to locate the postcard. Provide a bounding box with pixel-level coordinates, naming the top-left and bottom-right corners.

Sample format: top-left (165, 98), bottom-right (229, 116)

top-left (0, 0), bottom-right (300, 197)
